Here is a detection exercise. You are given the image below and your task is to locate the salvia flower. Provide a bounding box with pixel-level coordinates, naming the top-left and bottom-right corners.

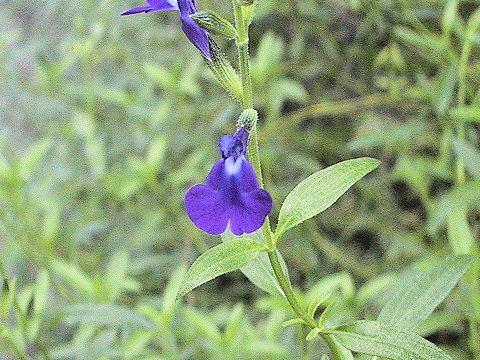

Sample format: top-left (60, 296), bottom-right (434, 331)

top-left (185, 128), bottom-right (272, 236)
top-left (121, 0), bottom-right (211, 60)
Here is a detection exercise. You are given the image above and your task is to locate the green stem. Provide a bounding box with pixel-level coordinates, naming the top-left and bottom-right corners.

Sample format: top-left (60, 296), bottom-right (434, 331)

top-left (232, 0), bottom-right (313, 329)
top-left (230, 3), bottom-right (348, 358)
top-left (455, 17), bottom-right (480, 354)
top-left (232, 2), bottom-right (253, 109)
top-left (267, 250), bottom-right (317, 329)
top-left (238, 43), bottom-right (253, 108)
top-left (247, 125), bottom-right (274, 247)
top-left (322, 334), bottom-right (354, 360)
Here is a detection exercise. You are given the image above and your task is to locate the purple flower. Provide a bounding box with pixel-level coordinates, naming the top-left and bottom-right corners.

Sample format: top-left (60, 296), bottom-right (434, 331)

top-left (185, 128), bottom-right (273, 236)
top-left (121, 0), bottom-right (211, 60)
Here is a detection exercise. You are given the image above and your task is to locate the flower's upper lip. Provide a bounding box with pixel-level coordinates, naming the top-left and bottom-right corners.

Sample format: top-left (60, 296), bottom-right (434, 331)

top-left (121, 0), bottom-right (211, 59)
top-left (219, 128), bottom-right (249, 160)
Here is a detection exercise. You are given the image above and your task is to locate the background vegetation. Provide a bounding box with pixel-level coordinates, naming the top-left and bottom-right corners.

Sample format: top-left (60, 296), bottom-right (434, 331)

top-left (1, 0), bottom-right (480, 358)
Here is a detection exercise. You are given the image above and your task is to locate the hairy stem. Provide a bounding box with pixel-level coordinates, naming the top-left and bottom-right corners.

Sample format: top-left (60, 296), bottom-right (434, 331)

top-left (231, 3), bottom-right (349, 358)
top-left (232, 2), bottom-right (253, 109)
top-left (455, 20), bottom-right (480, 353)
top-left (267, 250), bottom-right (317, 328)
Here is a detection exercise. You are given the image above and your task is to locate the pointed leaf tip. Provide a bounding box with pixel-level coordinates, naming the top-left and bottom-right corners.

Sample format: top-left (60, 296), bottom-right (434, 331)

top-left (276, 157), bottom-right (380, 236)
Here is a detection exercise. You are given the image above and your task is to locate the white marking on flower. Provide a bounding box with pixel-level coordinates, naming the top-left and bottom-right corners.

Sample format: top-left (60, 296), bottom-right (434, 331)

top-left (224, 156), bottom-right (243, 175)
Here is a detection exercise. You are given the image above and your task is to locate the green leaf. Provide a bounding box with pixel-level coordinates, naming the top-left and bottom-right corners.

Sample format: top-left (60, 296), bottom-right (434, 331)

top-left (63, 303), bottom-right (155, 329)
top-left (162, 265), bottom-right (186, 316)
top-left (452, 139), bottom-right (480, 179)
top-left (459, 7), bottom-right (480, 93)
top-left (442, 0), bottom-right (459, 36)
top-left (18, 139), bottom-right (52, 181)
top-left (378, 255), bottom-right (473, 329)
top-left (222, 229), bottom-right (289, 298)
top-left (191, 11), bottom-right (237, 39)
top-left (449, 105), bottom-right (480, 123)
top-left (177, 239), bottom-right (265, 298)
top-left (104, 251), bottom-right (130, 302)
top-left (305, 327), bottom-right (321, 341)
top-left (431, 62), bottom-right (457, 115)
top-left (50, 259), bottom-right (95, 298)
top-left (307, 290), bottom-right (332, 318)
top-left (146, 136), bottom-right (167, 170)
top-left (224, 303), bottom-right (245, 346)
top-left (27, 269), bottom-right (50, 339)
top-left (326, 320), bottom-right (451, 360)
top-left (275, 158), bottom-right (380, 236)
top-left (32, 269), bottom-right (49, 317)
top-left (123, 331), bottom-right (153, 359)
top-left (282, 318), bottom-right (308, 328)
top-left (428, 181), bottom-right (480, 232)
top-left (447, 207), bottom-right (474, 255)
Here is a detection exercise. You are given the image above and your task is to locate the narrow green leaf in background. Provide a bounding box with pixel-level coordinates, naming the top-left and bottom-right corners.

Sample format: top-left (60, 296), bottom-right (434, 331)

top-left (449, 105), bottom-right (480, 123)
top-left (177, 239), bottom-right (265, 299)
top-left (275, 158), bottom-right (380, 236)
top-left (441, 0), bottom-right (459, 36)
top-left (447, 208), bottom-right (474, 255)
top-left (452, 139), bottom-right (480, 179)
top-left (27, 269), bottom-right (50, 339)
top-left (428, 180), bottom-right (480, 232)
top-left (104, 251), bottom-right (130, 302)
top-left (50, 259), bottom-right (95, 298)
top-left (162, 265), bottom-right (186, 316)
top-left (64, 303), bottom-right (155, 329)
top-left (431, 62), bottom-right (457, 115)
top-left (327, 320), bottom-right (451, 360)
top-left (18, 138), bottom-right (52, 181)
top-left (378, 255), bottom-right (473, 329)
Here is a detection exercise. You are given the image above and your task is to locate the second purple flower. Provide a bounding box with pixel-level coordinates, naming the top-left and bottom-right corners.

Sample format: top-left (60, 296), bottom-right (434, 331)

top-left (185, 128), bottom-right (272, 236)
top-left (122, 0), bottom-right (211, 60)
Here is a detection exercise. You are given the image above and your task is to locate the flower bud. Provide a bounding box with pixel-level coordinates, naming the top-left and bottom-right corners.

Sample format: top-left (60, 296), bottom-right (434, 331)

top-left (191, 11), bottom-right (237, 39)
top-left (205, 40), bottom-right (243, 104)
top-left (236, 109), bottom-right (258, 131)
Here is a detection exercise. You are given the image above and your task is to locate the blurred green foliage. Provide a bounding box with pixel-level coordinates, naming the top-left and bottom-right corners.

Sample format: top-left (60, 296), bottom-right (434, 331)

top-left (1, 0), bottom-right (480, 358)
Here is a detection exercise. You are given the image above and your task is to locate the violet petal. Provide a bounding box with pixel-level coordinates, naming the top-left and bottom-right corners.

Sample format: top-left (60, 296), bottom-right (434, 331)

top-left (180, 15), bottom-right (211, 59)
top-left (229, 189), bottom-right (273, 236)
top-left (184, 184), bottom-right (229, 235)
top-left (121, 0), bottom-right (178, 16)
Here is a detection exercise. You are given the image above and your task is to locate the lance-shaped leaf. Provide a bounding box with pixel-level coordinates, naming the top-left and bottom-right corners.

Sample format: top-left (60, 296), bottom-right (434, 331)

top-left (222, 229), bottom-right (288, 298)
top-left (326, 320), bottom-right (451, 360)
top-left (63, 303), bottom-right (155, 329)
top-left (449, 105), bottom-right (480, 123)
top-left (177, 239), bottom-right (265, 298)
top-left (275, 158), bottom-right (380, 237)
top-left (191, 11), bottom-right (237, 39)
top-left (205, 40), bottom-right (243, 103)
top-left (378, 255), bottom-right (473, 330)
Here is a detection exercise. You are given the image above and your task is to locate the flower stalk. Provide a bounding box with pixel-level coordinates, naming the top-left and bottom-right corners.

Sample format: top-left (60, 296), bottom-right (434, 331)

top-left (232, 1), bottom-right (253, 109)
top-left (229, 2), bottom-right (348, 356)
